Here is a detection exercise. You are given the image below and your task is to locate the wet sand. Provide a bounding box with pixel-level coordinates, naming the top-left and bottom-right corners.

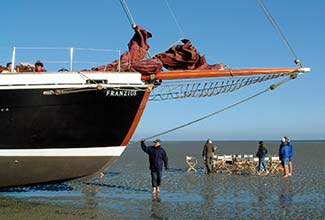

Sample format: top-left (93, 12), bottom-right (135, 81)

top-left (0, 141), bottom-right (324, 219)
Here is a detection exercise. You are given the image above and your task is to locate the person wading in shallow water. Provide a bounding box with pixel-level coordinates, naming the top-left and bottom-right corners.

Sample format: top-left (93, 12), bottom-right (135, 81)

top-left (202, 139), bottom-right (217, 174)
top-left (284, 136), bottom-right (294, 176)
top-left (256, 141), bottom-right (269, 175)
top-left (279, 137), bottom-right (290, 178)
top-left (141, 138), bottom-right (168, 194)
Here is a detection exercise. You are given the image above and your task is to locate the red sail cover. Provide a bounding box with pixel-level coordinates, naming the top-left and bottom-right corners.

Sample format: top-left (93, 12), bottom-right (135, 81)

top-left (96, 26), bottom-right (223, 74)
top-left (95, 25), bottom-right (156, 72)
top-left (155, 39), bottom-right (224, 71)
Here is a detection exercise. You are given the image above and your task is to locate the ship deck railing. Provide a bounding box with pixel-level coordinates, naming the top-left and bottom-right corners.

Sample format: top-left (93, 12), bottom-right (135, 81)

top-left (10, 46), bottom-right (122, 73)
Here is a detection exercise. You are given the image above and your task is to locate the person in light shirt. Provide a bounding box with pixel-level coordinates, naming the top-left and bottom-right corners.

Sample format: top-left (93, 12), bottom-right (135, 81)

top-left (1, 62), bottom-right (16, 73)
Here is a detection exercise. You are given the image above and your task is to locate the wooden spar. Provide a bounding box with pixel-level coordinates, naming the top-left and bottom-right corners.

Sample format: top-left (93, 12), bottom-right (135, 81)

top-left (141, 67), bottom-right (307, 81)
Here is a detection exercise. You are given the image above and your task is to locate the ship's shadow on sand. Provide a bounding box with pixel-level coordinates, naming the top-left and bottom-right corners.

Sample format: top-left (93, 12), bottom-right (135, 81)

top-left (0, 172), bottom-right (122, 193)
top-left (82, 181), bottom-right (151, 193)
top-left (0, 183), bottom-right (74, 193)
top-left (0, 171), bottom-right (156, 194)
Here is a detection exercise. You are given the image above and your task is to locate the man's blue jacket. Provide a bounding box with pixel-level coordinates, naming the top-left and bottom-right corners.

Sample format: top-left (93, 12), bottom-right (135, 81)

top-left (279, 141), bottom-right (290, 159)
top-left (141, 142), bottom-right (168, 172)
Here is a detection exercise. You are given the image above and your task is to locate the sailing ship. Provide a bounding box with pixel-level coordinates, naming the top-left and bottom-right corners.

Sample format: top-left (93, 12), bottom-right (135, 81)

top-left (0, 3), bottom-right (310, 188)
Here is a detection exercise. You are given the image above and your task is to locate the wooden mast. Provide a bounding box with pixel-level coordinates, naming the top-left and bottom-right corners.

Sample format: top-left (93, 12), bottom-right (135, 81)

top-left (141, 67), bottom-right (310, 81)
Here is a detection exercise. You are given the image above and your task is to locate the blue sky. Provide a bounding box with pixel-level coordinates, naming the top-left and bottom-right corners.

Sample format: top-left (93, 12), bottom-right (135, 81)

top-left (1, 0), bottom-right (324, 140)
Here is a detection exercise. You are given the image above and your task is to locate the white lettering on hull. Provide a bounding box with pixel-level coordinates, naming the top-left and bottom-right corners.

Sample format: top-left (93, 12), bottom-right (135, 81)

top-left (106, 89), bottom-right (137, 97)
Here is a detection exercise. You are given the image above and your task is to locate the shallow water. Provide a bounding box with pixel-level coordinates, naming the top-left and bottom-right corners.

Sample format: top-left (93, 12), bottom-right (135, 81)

top-left (0, 141), bottom-right (324, 219)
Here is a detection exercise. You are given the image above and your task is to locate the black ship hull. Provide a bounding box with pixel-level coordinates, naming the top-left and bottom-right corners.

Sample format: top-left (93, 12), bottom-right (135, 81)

top-left (0, 155), bottom-right (119, 188)
top-left (0, 72), bottom-right (151, 188)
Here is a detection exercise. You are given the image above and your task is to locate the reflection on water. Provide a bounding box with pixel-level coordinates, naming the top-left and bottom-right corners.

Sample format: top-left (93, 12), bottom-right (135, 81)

top-left (0, 141), bottom-right (324, 219)
top-left (151, 194), bottom-right (163, 220)
top-left (278, 180), bottom-right (294, 218)
top-left (279, 180), bottom-right (293, 208)
top-left (256, 178), bottom-right (268, 204)
top-left (82, 180), bottom-right (101, 209)
top-left (200, 175), bottom-right (217, 216)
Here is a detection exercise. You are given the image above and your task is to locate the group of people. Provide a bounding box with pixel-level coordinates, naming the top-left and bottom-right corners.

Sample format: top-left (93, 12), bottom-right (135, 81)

top-left (0, 60), bottom-right (45, 73)
top-left (256, 136), bottom-right (293, 178)
top-left (139, 136), bottom-right (293, 194)
top-left (199, 137), bottom-right (293, 178)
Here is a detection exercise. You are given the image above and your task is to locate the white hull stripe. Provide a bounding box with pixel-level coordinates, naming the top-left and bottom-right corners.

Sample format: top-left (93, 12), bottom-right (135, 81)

top-left (0, 72), bottom-right (145, 87)
top-left (0, 146), bottom-right (126, 157)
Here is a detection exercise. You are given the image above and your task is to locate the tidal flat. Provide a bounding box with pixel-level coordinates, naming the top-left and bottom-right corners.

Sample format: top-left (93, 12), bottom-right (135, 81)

top-left (0, 141), bottom-right (324, 220)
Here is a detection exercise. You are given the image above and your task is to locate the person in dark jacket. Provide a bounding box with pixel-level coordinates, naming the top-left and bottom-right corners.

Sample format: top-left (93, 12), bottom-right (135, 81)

top-left (279, 138), bottom-right (290, 178)
top-left (202, 139), bottom-right (217, 174)
top-left (141, 138), bottom-right (168, 194)
top-left (256, 141), bottom-right (269, 175)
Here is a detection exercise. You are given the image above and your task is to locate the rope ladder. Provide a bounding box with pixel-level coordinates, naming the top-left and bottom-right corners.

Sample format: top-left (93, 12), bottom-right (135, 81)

top-left (149, 72), bottom-right (290, 101)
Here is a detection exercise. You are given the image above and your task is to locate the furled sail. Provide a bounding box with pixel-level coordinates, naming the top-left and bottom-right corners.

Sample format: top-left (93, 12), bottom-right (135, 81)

top-left (94, 25), bottom-right (309, 101)
top-left (95, 25), bottom-right (162, 73)
top-left (154, 39), bottom-right (224, 71)
top-left (96, 26), bottom-right (224, 75)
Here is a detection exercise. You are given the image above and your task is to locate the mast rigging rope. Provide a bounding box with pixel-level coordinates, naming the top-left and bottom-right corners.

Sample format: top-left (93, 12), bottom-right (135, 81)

top-left (119, 0), bottom-right (136, 27)
top-left (164, 0), bottom-right (185, 39)
top-left (257, 0), bottom-right (302, 67)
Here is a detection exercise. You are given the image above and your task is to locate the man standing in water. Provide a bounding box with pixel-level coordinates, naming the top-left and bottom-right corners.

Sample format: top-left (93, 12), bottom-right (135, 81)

top-left (285, 136), bottom-right (294, 176)
top-left (141, 138), bottom-right (168, 194)
top-left (279, 137), bottom-right (290, 178)
top-left (202, 139), bottom-right (217, 174)
top-left (256, 141), bottom-right (269, 175)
